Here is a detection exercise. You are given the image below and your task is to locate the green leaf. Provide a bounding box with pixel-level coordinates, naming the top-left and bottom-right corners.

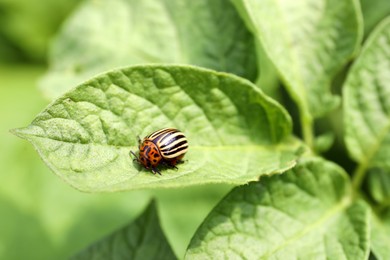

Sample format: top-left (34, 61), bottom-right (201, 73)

top-left (13, 65), bottom-right (299, 192)
top-left (360, 0), bottom-right (390, 37)
top-left (234, 0), bottom-right (363, 118)
top-left (40, 0), bottom-right (257, 99)
top-left (365, 168), bottom-right (390, 205)
top-left (314, 132), bottom-right (335, 154)
top-left (185, 158), bottom-right (370, 259)
top-left (230, 0), bottom-right (282, 101)
top-left (255, 41), bottom-right (282, 102)
top-left (344, 16), bottom-right (390, 171)
top-left (0, 198), bottom-right (54, 260)
top-left (371, 207), bottom-right (390, 260)
top-left (0, 0), bottom-right (78, 61)
top-left (71, 200), bottom-right (177, 260)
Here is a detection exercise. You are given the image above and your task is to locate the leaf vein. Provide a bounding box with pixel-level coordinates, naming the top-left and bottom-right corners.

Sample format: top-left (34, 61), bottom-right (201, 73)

top-left (262, 197), bottom-right (349, 258)
top-left (167, 81), bottom-right (224, 144)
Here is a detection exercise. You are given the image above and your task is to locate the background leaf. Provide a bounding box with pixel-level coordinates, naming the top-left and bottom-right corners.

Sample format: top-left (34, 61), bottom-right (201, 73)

top-left (314, 132), bottom-right (335, 154)
top-left (0, 66), bottom-right (55, 259)
top-left (360, 0), bottom-right (390, 38)
top-left (72, 200), bottom-right (177, 260)
top-left (185, 158), bottom-right (370, 259)
top-left (40, 0), bottom-right (257, 99)
top-left (0, 0), bottom-right (78, 62)
top-left (371, 207), bottom-right (390, 260)
top-left (234, 0), bottom-right (363, 119)
top-left (344, 16), bottom-right (390, 171)
top-left (255, 41), bottom-right (282, 102)
top-left (230, 0), bottom-right (282, 101)
top-left (14, 65), bottom-right (299, 192)
top-left (365, 168), bottom-right (390, 205)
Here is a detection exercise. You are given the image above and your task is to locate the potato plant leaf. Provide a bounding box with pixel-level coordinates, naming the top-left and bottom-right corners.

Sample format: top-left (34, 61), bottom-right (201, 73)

top-left (71, 200), bottom-right (177, 260)
top-left (314, 132), bottom-right (335, 154)
top-left (360, 0), bottom-right (390, 37)
top-left (366, 168), bottom-right (390, 205)
top-left (344, 16), bottom-right (390, 171)
top-left (40, 0), bottom-right (257, 99)
top-left (13, 65), bottom-right (299, 192)
top-left (234, 0), bottom-right (363, 119)
top-left (185, 158), bottom-right (370, 259)
top-left (371, 207), bottom-right (390, 260)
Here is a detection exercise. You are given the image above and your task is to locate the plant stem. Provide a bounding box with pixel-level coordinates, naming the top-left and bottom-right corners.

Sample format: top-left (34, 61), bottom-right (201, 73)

top-left (351, 124), bottom-right (389, 196)
top-left (300, 111), bottom-right (314, 150)
top-left (351, 161), bottom-right (368, 196)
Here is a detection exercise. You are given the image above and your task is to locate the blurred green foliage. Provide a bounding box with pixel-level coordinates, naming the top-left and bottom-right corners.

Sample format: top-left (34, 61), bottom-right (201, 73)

top-left (0, 0), bottom-right (79, 62)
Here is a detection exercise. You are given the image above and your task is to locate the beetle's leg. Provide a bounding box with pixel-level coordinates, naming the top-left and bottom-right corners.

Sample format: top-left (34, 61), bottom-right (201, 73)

top-left (171, 155), bottom-right (184, 167)
top-left (162, 160), bottom-right (178, 170)
top-left (137, 136), bottom-right (141, 149)
top-left (152, 168), bottom-right (162, 176)
top-left (129, 150), bottom-right (137, 158)
top-left (130, 151), bottom-right (139, 163)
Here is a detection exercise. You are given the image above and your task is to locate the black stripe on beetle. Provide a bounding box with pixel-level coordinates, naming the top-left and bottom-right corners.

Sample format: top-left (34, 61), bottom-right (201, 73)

top-left (162, 146), bottom-right (188, 157)
top-left (130, 128), bottom-right (188, 175)
top-left (161, 140), bottom-right (187, 151)
top-left (159, 134), bottom-right (186, 148)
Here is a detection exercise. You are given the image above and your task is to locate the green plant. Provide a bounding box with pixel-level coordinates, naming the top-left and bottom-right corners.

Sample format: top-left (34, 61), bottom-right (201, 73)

top-left (12, 0), bottom-right (390, 259)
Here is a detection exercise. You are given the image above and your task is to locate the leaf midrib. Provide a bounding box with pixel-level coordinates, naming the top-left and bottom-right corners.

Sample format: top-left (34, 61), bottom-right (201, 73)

top-left (352, 119), bottom-right (390, 191)
top-left (17, 131), bottom-right (294, 151)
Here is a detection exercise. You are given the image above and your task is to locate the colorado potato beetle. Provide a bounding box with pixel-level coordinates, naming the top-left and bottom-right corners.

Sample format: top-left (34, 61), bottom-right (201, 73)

top-left (130, 128), bottom-right (188, 175)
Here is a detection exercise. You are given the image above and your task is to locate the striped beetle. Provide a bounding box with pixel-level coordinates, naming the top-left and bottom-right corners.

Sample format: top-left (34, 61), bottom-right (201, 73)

top-left (130, 128), bottom-right (188, 175)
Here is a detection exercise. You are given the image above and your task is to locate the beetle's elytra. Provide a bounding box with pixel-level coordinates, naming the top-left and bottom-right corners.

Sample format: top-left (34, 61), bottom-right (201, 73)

top-left (130, 128), bottom-right (188, 175)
